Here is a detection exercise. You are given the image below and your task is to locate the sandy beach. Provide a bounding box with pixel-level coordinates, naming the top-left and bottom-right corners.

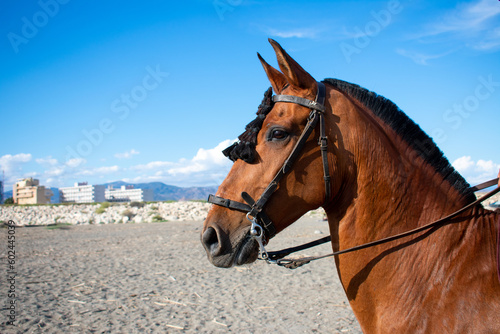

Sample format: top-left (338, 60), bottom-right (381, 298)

top-left (2, 194), bottom-right (498, 333)
top-left (0, 215), bottom-right (362, 333)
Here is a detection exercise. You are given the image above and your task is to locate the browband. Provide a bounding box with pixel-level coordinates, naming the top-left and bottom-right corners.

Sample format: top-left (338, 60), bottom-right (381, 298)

top-left (272, 94), bottom-right (326, 112)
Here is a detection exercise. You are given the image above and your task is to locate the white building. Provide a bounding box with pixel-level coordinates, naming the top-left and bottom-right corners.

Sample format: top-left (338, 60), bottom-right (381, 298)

top-left (59, 182), bottom-right (105, 203)
top-left (105, 185), bottom-right (154, 202)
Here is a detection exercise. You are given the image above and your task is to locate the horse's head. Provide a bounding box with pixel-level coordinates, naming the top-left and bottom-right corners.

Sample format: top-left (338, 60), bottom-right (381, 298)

top-left (201, 39), bottom-right (342, 268)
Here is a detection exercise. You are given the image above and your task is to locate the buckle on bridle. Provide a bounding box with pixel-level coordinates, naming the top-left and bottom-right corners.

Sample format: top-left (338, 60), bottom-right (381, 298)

top-left (246, 213), bottom-right (275, 263)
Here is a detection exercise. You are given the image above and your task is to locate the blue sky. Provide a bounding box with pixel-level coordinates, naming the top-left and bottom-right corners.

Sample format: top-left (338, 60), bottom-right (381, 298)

top-left (1, 0), bottom-right (499, 191)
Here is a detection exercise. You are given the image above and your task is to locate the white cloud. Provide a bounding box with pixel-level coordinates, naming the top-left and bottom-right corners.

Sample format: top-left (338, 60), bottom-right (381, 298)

top-left (122, 175), bottom-right (163, 184)
top-left (95, 166), bottom-right (120, 174)
top-left (65, 158), bottom-right (86, 168)
top-left (425, 0), bottom-right (500, 35)
top-left (415, 0), bottom-right (500, 51)
top-left (1, 153), bottom-right (121, 189)
top-left (33, 160), bottom-right (119, 188)
top-left (473, 26), bottom-right (500, 50)
top-left (458, 0), bottom-right (500, 28)
top-left (131, 161), bottom-right (174, 172)
top-left (170, 140), bottom-right (233, 175)
top-left (165, 140), bottom-right (234, 185)
top-left (452, 156), bottom-right (475, 173)
top-left (36, 156), bottom-right (58, 166)
top-left (45, 167), bottom-right (66, 177)
top-left (452, 156), bottom-right (500, 184)
top-left (128, 139), bottom-right (234, 186)
top-left (77, 165), bottom-right (120, 176)
top-left (476, 159), bottom-right (498, 173)
top-left (2, 140), bottom-right (235, 190)
top-left (266, 27), bottom-right (321, 39)
top-left (0, 154), bottom-right (32, 185)
top-left (395, 48), bottom-right (455, 65)
top-left (0, 153), bottom-right (32, 172)
top-left (36, 159), bottom-right (85, 187)
top-left (114, 149), bottom-right (140, 159)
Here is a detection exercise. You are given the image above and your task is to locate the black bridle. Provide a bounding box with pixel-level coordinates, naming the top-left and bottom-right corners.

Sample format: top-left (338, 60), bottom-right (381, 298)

top-left (208, 81), bottom-right (330, 259)
top-left (208, 82), bottom-right (500, 271)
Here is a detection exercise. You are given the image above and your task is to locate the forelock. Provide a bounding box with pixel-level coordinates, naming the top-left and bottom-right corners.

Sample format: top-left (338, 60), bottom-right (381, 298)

top-left (222, 87), bottom-right (274, 163)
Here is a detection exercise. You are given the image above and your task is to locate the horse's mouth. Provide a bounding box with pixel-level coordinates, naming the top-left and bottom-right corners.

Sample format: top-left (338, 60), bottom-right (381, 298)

top-left (202, 227), bottom-right (260, 268)
top-left (234, 233), bottom-right (259, 266)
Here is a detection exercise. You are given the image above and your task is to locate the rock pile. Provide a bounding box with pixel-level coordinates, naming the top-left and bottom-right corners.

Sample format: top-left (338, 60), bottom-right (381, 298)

top-left (0, 201), bottom-right (211, 226)
top-left (2, 193), bottom-right (497, 227)
top-left (0, 201), bottom-right (325, 226)
top-left (477, 192), bottom-right (500, 211)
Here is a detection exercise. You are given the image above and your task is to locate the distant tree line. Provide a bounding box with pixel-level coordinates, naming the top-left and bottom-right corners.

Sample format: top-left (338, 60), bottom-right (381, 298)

top-left (4, 197), bottom-right (14, 204)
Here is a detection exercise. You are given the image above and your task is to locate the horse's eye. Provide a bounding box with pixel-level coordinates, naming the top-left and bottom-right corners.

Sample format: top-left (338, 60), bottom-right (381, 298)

top-left (269, 129), bottom-right (288, 141)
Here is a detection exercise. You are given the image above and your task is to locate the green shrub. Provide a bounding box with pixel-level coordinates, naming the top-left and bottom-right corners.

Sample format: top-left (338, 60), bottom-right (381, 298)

top-left (46, 223), bottom-right (72, 230)
top-left (100, 202), bottom-right (111, 209)
top-left (95, 207), bottom-right (106, 214)
top-left (96, 202), bottom-right (111, 214)
top-left (130, 201), bottom-right (144, 208)
top-left (152, 214), bottom-right (165, 222)
top-left (122, 209), bottom-right (134, 220)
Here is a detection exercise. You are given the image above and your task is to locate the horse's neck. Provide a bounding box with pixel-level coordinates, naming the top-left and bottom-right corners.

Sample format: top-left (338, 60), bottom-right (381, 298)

top-left (325, 96), bottom-right (500, 329)
top-left (327, 96), bottom-right (475, 240)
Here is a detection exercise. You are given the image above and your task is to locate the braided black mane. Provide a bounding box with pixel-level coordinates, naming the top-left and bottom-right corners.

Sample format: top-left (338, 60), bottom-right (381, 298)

top-left (223, 87), bottom-right (274, 163)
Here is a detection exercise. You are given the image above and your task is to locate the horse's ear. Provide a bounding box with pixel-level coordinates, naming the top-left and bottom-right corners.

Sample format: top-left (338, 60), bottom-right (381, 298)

top-left (268, 38), bottom-right (316, 91)
top-left (258, 53), bottom-right (288, 94)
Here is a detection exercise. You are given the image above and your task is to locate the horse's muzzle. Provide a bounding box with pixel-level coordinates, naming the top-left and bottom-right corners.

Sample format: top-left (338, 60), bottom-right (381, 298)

top-left (201, 225), bottom-right (258, 267)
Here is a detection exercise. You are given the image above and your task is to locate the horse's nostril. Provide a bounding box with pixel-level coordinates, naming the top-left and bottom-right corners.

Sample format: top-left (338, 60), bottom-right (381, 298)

top-left (202, 227), bottom-right (220, 255)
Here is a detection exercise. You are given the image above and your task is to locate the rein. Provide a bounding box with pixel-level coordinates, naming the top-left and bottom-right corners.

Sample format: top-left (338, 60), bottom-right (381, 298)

top-left (208, 82), bottom-right (500, 271)
top-left (274, 180), bottom-right (500, 269)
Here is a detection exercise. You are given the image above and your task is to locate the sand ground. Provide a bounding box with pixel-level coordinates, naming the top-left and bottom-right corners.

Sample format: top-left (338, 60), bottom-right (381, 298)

top-left (0, 216), bottom-right (362, 333)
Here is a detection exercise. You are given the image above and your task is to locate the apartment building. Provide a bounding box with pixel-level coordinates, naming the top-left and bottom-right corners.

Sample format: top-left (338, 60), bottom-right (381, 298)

top-left (59, 182), bottom-right (105, 203)
top-left (105, 185), bottom-right (154, 202)
top-left (13, 178), bottom-right (53, 205)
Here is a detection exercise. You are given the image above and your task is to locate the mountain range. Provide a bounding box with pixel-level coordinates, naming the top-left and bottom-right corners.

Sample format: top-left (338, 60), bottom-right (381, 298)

top-left (2, 181), bottom-right (218, 203)
top-left (102, 181), bottom-right (218, 202)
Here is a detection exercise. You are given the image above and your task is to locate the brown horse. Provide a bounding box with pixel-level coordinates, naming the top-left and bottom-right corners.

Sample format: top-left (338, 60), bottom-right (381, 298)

top-left (201, 39), bottom-right (500, 333)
